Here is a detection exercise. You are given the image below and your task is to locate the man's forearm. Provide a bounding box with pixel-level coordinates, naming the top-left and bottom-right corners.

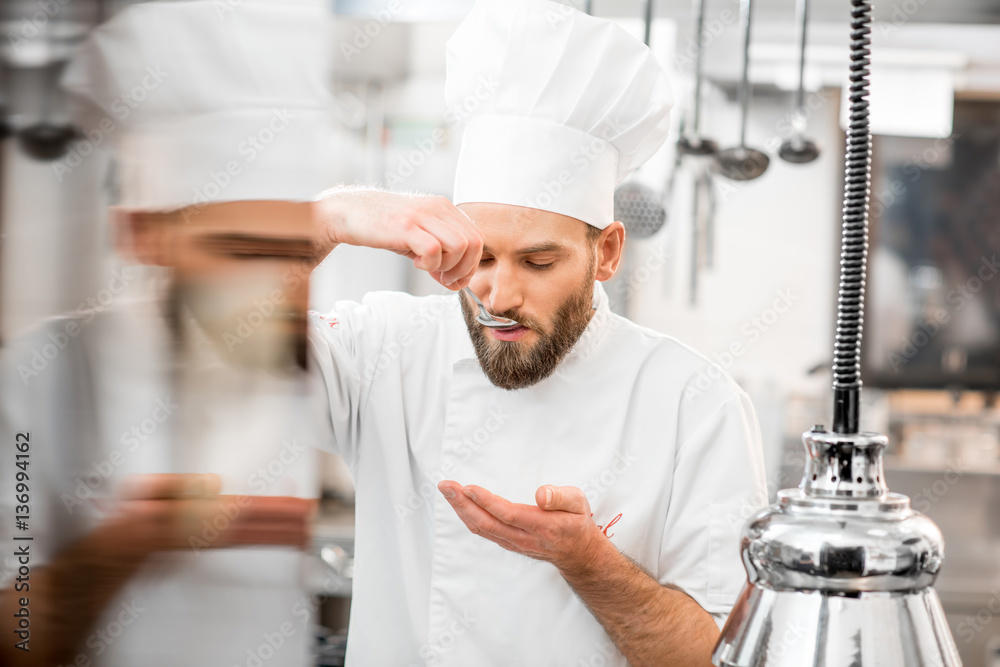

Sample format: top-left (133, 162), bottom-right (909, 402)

top-left (310, 190), bottom-right (346, 258)
top-left (309, 187), bottom-right (483, 291)
top-left (557, 536), bottom-right (719, 667)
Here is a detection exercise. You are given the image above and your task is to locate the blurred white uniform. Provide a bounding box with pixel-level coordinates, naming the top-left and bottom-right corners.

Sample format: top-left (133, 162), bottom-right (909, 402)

top-left (309, 283), bottom-right (767, 666)
top-left (1, 0), bottom-right (333, 665)
top-left (0, 287), bottom-right (320, 666)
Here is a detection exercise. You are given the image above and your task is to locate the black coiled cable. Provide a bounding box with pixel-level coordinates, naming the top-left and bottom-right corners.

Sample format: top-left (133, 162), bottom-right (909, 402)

top-left (832, 0), bottom-right (873, 434)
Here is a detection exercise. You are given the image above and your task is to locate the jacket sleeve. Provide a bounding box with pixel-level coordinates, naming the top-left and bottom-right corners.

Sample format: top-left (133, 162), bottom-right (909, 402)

top-left (656, 382), bottom-right (769, 630)
top-left (306, 291), bottom-right (422, 469)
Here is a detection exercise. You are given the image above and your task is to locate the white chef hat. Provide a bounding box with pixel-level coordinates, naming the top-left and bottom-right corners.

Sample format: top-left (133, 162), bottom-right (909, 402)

top-left (446, 0), bottom-right (673, 229)
top-left (61, 0), bottom-right (335, 211)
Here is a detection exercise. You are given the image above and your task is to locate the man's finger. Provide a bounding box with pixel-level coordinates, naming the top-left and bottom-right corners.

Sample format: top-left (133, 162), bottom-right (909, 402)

top-left (438, 482), bottom-right (528, 544)
top-left (438, 235), bottom-right (481, 288)
top-left (535, 485), bottom-right (590, 515)
top-left (461, 485), bottom-right (544, 531)
top-left (417, 215), bottom-right (471, 275)
top-left (437, 210), bottom-right (483, 287)
top-left (403, 225), bottom-right (443, 271)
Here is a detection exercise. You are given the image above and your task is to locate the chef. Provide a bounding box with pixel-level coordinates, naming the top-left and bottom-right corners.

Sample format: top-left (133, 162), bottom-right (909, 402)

top-left (0, 1), bottom-right (334, 665)
top-left (308, 0), bottom-right (768, 665)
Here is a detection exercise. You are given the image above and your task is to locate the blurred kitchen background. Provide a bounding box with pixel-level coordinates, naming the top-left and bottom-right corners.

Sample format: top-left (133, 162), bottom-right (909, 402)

top-left (1, 0), bottom-right (999, 665)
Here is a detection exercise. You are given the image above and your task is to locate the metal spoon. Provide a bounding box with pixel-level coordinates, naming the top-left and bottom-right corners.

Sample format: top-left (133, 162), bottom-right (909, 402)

top-left (716, 0), bottom-right (769, 181)
top-left (461, 287), bottom-right (520, 329)
top-left (778, 0), bottom-right (821, 164)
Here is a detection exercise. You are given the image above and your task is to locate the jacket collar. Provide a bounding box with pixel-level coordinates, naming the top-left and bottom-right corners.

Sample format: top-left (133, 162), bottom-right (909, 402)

top-left (562, 281), bottom-right (612, 366)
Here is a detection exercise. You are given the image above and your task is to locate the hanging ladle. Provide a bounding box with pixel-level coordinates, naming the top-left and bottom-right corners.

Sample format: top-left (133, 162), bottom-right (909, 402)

top-left (778, 0), bottom-right (821, 164)
top-left (677, 0), bottom-right (718, 156)
top-left (17, 60), bottom-right (77, 162)
top-left (605, 0), bottom-right (670, 316)
top-left (613, 0), bottom-right (668, 243)
top-left (716, 0), bottom-right (769, 181)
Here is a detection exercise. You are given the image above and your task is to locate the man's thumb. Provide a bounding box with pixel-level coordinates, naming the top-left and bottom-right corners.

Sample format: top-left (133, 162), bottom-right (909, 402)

top-left (536, 485), bottom-right (589, 514)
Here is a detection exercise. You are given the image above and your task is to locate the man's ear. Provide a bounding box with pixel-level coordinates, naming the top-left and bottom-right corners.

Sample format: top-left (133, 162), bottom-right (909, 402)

top-left (595, 221), bottom-right (625, 282)
top-left (111, 207), bottom-right (172, 266)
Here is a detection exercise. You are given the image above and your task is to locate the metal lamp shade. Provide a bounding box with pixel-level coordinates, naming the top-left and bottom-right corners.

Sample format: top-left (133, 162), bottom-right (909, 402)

top-left (712, 429), bottom-right (962, 667)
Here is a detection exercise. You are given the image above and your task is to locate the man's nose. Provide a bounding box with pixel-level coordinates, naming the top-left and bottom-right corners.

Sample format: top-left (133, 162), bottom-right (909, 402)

top-left (485, 263), bottom-right (523, 316)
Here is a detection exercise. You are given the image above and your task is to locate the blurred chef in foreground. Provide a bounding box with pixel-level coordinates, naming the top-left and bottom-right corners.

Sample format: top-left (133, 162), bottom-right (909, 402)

top-left (0, 1), bottom-right (334, 665)
top-left (308, 1), bottom-right (768, 665)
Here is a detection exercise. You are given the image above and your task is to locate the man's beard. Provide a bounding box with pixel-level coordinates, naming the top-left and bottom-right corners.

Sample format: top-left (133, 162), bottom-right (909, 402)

top-left (461, 266), bottom-right (596, 390)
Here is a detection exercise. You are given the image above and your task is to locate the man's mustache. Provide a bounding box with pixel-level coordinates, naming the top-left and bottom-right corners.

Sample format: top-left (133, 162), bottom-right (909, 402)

top-left (484, 309), bottom-right (542, 332)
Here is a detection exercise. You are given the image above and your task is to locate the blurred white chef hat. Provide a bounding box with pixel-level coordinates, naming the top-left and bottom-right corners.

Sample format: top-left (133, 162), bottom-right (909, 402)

top-left (61, 0), bottom-right (335, 211)
top-left (446, 0), bottom-right (673, 229)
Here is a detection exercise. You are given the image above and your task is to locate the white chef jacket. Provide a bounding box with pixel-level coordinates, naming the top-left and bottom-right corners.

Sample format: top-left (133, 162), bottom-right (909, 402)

top-left (308, 281), bottom-right (768, 666)
top-left (0, 283), bottom-right (319, 667)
